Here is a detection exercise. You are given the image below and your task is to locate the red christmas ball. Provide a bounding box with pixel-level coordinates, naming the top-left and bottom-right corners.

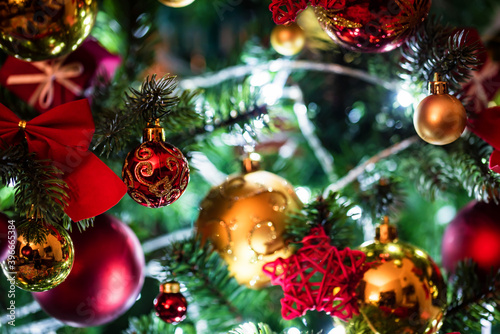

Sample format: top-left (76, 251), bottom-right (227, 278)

top-left (32, 214), bottom-right (145, 327)
top-left (315, 0), bottom-right (431, 53)
top-left (154, 282), bottom-right (187, 324)
top-left (122, 123), bottom-right (189, 208)
top-left (0, 213), bottom-right (11, 262)
top-left (442, 201), bottom-right (500, 274)
top-left (21, 245), bottom-right (33, 258)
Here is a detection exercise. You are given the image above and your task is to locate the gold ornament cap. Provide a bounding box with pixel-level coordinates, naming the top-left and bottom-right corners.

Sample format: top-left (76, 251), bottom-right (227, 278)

top-left (429, 73), bottom-right (448, 95)
top-left (160, 281), bottom-right (180, 293)
top-left (242, 153), bottom-right (261, 174)
top-left (375, 216), bottom-right (398, 243)
top-left (143, 119), bottom-right (165, 142)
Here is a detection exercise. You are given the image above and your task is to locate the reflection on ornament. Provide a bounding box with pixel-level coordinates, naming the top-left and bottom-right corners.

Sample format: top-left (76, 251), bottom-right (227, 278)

top-left (315, 0), bottom-right (431, 53)
top-left (0, 0), bottom-right (98, 61)
top-left (158, 0), bottom-right (195, 8)
top-left (354, 223), bottom-right (447, 334)
top-left (414, 73), bottom-right (466, 145)
top-left (154, 281), bottom-right (188, 324)
top-left (1, 223), bottom-right (74, 292)
top-left (196, 164), bottom-right (302, 288)
top-left (122, 120), bottom-right (190, 208)
top-left (270, 23), bottom-right (306, 56)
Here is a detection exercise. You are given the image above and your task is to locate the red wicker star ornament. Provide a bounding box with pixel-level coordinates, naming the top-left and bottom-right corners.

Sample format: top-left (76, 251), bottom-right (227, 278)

top-left (262, 227), bottom-right (372, 320)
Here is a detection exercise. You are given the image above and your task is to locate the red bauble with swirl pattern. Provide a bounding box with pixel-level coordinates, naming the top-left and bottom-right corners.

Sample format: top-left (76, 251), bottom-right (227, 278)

top-left (122, 121), bottom-right (189, 208)
top-left (315, 0), bottom-right (431, 53)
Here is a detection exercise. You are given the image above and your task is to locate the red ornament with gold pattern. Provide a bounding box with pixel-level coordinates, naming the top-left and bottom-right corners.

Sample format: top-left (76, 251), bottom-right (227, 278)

top-left (122, 120), bottom-right (189, 208)
top-left (269, 0), bottom-right (431, 53)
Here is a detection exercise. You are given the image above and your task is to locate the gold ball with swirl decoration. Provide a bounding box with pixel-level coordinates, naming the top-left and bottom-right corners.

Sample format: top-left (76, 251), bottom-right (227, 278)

top-left (196, 158), bottom-right (303, 289)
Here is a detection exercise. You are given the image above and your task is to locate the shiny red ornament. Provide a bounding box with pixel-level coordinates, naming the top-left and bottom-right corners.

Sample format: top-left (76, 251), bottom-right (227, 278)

top-left (262, 227), bottom-right (372, 320)
top-left (122, 121), bottom-right (189, 208)
top-left (0, 213), bottom-right (11, 262)
top-left (442, 201), bottom-right (500, 274)
top-left (32, 214), bottom-right (145, 327)
top-left (154, 281), bottom-right (187, 324)
top-left (315, 0), bottom-right (431, 53)
top-left (21, 245), bottom-right (33, 259)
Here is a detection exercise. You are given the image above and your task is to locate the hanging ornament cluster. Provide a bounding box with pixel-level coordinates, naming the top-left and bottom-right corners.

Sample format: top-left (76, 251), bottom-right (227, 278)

top-left (0, 0), bottom-right (98, 61)
top-left (1, 217), bottom-right (74, 292)
top-left (441, 201), bottom-right (500, 275)
top-left (158, 0), bottom-right (195, 8)
top-left (352, 220), bottom-right (447, 334)
top-left (270, 23), bottom-right (306, 56)
top-left (269, 0), bottom-right (431, 53)
top-left (154, 281), bottom-right (188, 324)
top-left (122, 120), bottom-right (189, 208)
top-left (414, 73), bottom-right (467, 145)
top-left (33, 214), bottom-right (145, 327)
top-left (263, 227), bottom-right (372, 320)
top-left (196, 157), bottom-right (303, 288)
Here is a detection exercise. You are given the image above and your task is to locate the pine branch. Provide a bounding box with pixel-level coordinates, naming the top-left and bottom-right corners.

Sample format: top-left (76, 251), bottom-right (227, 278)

top-left (0, 143), bottom-right (25, 185)
top-left (287, 192), bottom-right (354, 249)
top-left (229, 322), bottom-right (276, 334)
top-left (126, 74), bottom-right (180, 122)
top-left (441, 260), bottom-right (500, 333)
top-left (401, 17), bottom-right (482, 92)
top-left (123, 312), bottom-right (196, 334)
top-left (157, 236), bottom-right (277, 333)
top-left (356, 176), bottom-right (406, 220)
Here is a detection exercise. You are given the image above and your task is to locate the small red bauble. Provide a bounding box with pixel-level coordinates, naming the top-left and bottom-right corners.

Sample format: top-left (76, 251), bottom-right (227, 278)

top-left (442, 201), bottom-right (500, 274)
top-left (122, 121), bottom-right (189, 208)
top-left (154, 281), bottom-right (187, 324)
top-left (0, 213), bottom-right (11, 262)
top-left (21, 245), bottom-right (33, 258)
top-left (32, 214), bottom-right (145, 327)
top-left (315, 0), bottom-right (431, 53)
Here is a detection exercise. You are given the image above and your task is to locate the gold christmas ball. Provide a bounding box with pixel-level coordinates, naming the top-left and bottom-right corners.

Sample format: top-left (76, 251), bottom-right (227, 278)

top-left (0, 0), bottom-right (98, 61)
top-left (353, 239), bottom-right (447, 334)
top-left (158, 0), bottom-right (195, 8)
top-left (414, 94), bottom-right (467, 145)
top-left (1, 223), bottom-right (74, 292)
top-left (196, 170), bottom-right (303, 288)
top-left (270, 23), bottom-right (306, 56)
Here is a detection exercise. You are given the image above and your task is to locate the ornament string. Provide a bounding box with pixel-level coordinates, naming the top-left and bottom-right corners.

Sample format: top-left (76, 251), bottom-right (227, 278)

top-left (6, 56), bottom-right (84, 109)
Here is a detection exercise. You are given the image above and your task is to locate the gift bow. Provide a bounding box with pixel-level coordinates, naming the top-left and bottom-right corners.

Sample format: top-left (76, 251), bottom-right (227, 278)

top-left (468, 106), bottom-right (500, 173)
top-left (6, 56), bottom-right (84, 110)
top-left (0, 99), bottom-right (126, 221)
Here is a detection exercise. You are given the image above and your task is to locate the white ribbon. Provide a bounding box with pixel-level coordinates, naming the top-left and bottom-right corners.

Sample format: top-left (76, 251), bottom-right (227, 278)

top-left (6, 56), bottom-right (84, 109)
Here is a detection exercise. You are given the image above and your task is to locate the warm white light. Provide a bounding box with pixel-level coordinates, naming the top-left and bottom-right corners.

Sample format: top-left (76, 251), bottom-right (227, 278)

top-left (295, 186), bottom-right (311, 204)
top-left (287, 328), bottom-right (301, 334)
top-left (250, 71), bottom-right (272, 86)
top-left (328, 325), bottom-right (346, 334)
top-left (397, 90), bottom-right (414, 107)
top-left (435, 205), bottom-right (456, 225)
top-left (347, 205), bottom-right (362, 220)
top-left (174, 328), bottom-right (184, 334)
top-left (262, 84), bottom-right (283, 105)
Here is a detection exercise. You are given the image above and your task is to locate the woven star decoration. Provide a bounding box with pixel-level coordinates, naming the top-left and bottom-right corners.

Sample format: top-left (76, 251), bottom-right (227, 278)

top-left (262, 227), bottom-right (372, 320)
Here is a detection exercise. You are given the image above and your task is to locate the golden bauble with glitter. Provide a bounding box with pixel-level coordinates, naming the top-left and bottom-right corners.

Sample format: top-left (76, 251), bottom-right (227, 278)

top-left (0, 0), bottom-right (98, 61)
top-left (1, 222), bottom-right (74, 292)
top-left (414, 73), bottom-right (467, 145)
top-left (270, 23), bottom-right (306, 56)
top-left (158, 0), bottom-right (195, 8)
top-left (196, 159), bottom-right (303, 288)
top-left (350, 222), bottom-right (447, 334)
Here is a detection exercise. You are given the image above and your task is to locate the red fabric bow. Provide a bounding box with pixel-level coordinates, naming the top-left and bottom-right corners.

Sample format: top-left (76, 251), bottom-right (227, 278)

top-left (0, 99), bottom-right (126, 221)
top-left (468, 106), bottom-right (500, 173)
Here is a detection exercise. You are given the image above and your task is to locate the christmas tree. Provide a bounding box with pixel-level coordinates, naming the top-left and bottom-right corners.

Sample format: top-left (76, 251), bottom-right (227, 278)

top-left (0, 0), bottom-right (500, 333)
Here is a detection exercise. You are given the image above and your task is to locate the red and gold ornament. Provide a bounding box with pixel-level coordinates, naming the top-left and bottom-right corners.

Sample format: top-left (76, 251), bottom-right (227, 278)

top-left (442, 201), bottom-right (500, 274)
top-left (32, 214), bottom-right (145, 327)
top-left (263, 227), bottom-right (371, 320)
top-left (122, 120), bottom-right (189, 208)
top-left (154, 281), bottom-right (188, 324)
top-left (269, 0), bottom-right (431, 53)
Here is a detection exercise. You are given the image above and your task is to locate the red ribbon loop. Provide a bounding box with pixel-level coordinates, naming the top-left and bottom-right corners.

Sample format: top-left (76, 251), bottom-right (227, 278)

top-left (0, 99), bottom-right (126, 221)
